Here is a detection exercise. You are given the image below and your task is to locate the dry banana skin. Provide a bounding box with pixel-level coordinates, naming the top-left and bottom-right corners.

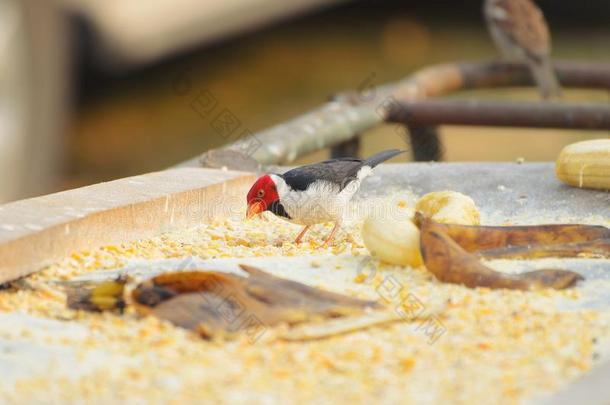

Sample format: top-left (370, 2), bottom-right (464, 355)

top-left (555, 139), bottom-right (610, 190)
top-left (66, 278), bottom-right (126, 312)
top-left (417, 220), bottom-right (610, 253)
top-left (477, 239), bottom-right (610, 260)
top-left (417, 215), bottom-right (584, 290)
top-left (131, 265), bottom-right (381, 339)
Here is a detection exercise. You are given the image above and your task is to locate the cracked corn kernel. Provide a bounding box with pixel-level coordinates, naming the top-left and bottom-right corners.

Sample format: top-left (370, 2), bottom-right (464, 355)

top-left (353, 273), bottom-right (367, 284)
top-left (399, 357), bottom-right (415, 372)
top-left (0, 212), bottom-right (607, 404)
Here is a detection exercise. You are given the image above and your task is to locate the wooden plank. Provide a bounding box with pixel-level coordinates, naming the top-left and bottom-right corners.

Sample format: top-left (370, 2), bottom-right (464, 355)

top-left (0, 168), bottom-right (255, 284)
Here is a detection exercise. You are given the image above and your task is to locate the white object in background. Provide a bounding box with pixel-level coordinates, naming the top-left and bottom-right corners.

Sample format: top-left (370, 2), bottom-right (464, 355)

top-left (0, 0), bottom-right (71, 202)
top-left (58, 0), bottom-right (347, 69)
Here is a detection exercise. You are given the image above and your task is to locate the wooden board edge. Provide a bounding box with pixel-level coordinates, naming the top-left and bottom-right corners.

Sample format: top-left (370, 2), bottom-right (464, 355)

top-left (0, 168), bottom-right (256, 284)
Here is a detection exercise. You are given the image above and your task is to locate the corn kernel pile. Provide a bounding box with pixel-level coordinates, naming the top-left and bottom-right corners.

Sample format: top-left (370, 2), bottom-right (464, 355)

top-left (0, 199), bottom-right (609, 405)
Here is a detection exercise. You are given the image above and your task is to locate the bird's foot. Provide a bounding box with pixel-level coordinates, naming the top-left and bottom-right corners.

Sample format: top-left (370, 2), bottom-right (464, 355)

top-left (321, 224), bottom-right (339, 248)
top-left (294, 225), bottom-right (310, 244)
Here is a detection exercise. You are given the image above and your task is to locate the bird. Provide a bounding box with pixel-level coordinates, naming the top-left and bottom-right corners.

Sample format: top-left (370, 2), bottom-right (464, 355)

top-left (483, 0), bottom-right (561, 99)
top-left (246, 149), bottom-right (404, 247)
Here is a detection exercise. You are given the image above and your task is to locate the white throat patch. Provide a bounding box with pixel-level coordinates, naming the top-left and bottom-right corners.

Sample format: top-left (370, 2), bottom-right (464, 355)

top-left (268, 166), bottom-right (373, 226)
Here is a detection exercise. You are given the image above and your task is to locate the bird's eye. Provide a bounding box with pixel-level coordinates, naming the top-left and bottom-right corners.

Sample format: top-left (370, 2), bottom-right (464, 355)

top-left (257, 189), bottom-right (265, 198)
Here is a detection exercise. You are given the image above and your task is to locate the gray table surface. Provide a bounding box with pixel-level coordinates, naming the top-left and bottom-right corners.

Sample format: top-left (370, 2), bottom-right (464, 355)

top-left (367, 162), bottom-right (609, 405)
top-left (364, 162), bottom-right (609, 221)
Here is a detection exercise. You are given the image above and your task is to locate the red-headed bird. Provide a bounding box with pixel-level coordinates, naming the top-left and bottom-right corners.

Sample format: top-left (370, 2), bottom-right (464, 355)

top-left (246, 149), bottom-right (404, 246)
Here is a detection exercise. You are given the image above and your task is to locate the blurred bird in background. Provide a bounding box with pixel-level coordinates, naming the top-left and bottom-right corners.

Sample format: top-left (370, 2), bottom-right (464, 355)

top-left (484, 0), bottom-right (562, 99)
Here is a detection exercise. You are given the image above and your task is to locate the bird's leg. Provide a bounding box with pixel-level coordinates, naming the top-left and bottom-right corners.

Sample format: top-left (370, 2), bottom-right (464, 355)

top-left (322, 223), bottom-right (339, 248)
top-left (294, 225), bottom-right (310, 244)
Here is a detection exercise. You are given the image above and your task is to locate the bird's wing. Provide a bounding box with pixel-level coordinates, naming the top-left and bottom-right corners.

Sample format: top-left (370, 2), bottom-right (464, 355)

top-left (280, 158), bottom-right (365, 191)
top-left (490, 0), bottom-right (551, 60)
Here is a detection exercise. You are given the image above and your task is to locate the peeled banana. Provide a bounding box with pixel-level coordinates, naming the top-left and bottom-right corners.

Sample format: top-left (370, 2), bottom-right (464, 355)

top-left (362, 215), bottom-right (423, 267)
top-left (415, 191), bottom-right (481, 226)
top-left (361, 191), bottom-right (481, 267)
top-left (555, 139), bottom-right (610, 190)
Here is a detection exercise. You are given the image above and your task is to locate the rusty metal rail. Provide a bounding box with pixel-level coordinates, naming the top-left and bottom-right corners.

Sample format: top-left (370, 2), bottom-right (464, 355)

top-left (177, 60), bottom-right (610, 170)
top-left (386, 99), bottom-right (610, 129)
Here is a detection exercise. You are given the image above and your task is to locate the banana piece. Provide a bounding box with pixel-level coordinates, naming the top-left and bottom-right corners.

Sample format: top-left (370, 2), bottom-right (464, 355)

top-left (555, 139), bottom-right (610, 190)
top-left (362, 192), bottom-right (480, 267)
top-left (362, 215), bottom-right (423, 267)
top-left (415, 191), bottom-right (481, 225)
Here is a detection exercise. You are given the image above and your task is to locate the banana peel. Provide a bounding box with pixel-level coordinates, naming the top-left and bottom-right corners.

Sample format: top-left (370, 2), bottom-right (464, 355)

top-left (425, 220), bottom-right (610, 253)
top-left (415, 213), bottom-right (588, 290)
top-left (65, 277), bottom-right (127, 312)
top-left (67, 265), bottom-right (395, 340)
top-left (476, 239), bottom-right (610, 260)
top-left (132, 265), bottom-right (383, 339)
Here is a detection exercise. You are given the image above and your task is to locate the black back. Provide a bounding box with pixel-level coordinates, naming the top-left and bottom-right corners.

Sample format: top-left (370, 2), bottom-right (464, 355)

top-left (279, 149), bottom-right (403, 192)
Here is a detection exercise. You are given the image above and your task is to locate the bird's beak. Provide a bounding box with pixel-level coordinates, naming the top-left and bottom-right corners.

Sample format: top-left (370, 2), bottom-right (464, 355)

top-left (246, 201), bottom-right (264, 219)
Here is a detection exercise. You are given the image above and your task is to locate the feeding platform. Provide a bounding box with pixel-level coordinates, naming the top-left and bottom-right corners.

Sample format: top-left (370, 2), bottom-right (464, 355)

top-left (0, 162), bottom-right (608, 404)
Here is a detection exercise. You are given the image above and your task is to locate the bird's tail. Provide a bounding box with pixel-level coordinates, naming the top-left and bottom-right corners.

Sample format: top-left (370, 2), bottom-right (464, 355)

top-left (365, 149), bottom-right (405, 168)
top-left (530, 56), bottom-right (562, 100)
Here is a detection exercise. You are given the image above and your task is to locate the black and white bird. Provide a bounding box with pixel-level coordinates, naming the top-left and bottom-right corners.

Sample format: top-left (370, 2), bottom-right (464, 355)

top-left (246, 149), bottom-right (404, 246)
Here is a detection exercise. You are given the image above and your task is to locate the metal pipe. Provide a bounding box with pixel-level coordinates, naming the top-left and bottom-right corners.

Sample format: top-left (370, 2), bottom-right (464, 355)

top-left (177, 60), bottom-right (610, 169)
top-left (330, 137), bottom-right (361, 159)
top-left (387, 99), bottom-right (610, 129)
top-left (405, 125), bottom-right (444, 161)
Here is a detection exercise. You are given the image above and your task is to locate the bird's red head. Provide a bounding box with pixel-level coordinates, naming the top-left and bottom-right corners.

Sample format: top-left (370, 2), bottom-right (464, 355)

top-left (246, 175), bottom-right (279, 219)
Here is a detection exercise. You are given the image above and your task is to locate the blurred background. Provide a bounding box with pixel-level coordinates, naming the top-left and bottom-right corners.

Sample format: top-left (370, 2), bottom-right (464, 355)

top-left (1, 0), bottom-right (609, 202)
